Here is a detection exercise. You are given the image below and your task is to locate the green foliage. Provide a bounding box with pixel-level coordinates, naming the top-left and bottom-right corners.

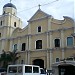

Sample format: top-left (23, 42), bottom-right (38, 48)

top-left (8, 50), bottom-right (20, 64)
top-left (0, 50), bottom-right (20, 69)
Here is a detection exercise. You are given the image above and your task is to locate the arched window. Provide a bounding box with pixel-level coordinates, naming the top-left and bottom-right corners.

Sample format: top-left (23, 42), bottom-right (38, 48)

top-left (14, 22), bottom-right (16, 27)
top-left (37, 26), bottom-right (41, 32)
top-left (1, 21), bottom-right (2, 25)
top-left (56, 58), bottom-right (60, 62)
top-left (36, 40), bottom-right (42, 49)
top-left (54, 39), bottom-right (60, 47)
top-left (21, 43), bottom-right (26, 51)
top-left (67, 37), bottom-right (73, 46)
top-left (13, 44), bottom-right (17, 51)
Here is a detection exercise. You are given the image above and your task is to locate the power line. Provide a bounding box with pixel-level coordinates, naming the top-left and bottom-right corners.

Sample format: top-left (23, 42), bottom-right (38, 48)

top-left (18, 5), bottom-right (38, 13)
top-left (41, 0), bottom-right (59, 6)
top-left (18, 0), bottom-right (59, 13)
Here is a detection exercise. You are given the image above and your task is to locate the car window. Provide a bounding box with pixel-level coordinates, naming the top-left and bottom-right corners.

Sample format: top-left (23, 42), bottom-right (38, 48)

top-left (0, 68), bottom-right (7, 72)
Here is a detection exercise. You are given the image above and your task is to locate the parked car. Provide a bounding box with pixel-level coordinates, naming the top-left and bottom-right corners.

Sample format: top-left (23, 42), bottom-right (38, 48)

top-left (0, 68), bottom-right (7, 75)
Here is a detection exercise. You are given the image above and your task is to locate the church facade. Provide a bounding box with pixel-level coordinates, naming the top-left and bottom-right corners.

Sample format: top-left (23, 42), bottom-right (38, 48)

top-left (0, 3), bottom-right (74, 70)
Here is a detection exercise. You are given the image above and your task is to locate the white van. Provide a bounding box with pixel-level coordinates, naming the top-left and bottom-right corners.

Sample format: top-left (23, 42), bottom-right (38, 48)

top-left (7, 64), bottom-right (46, 75)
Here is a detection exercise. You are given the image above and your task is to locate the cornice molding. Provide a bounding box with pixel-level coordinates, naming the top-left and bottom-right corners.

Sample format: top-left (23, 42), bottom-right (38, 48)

top-left (8, 26), bottom-right (74, 40)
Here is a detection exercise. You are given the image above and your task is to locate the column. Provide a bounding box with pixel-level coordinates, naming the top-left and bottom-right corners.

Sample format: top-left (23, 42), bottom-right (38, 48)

top-left (61, 30), bottom-right (65, 59)
top-left (18, 38), bottom-right (21, 51)
top-left (49, 32), bottom-right (53, 70)
top-left (19, 18), bottom-right (20, 28)
top-left (29, 35), bottom-right (31, 50)
top-left (3, 28), bottom-right (6, 38)
top-left (50, 50), bottom-right (52, 70)
top-left (73, 21), bottom-right (75, 33)
top-left (47, 50), bottom-right (49, 69)
top-left (1, 39), bottom-right (5, 51)
top-left (50, 32), bottom-right (53, 49)
top-left (61, 30), bottom-right (64, 48)
top-left (28, 23), bottom-right (31, 34)
top-left (26, 36), bottom-right (29, 50)
top-left (47, 32), bottom-right (49, 48)
top-left (27, 35), bottom-right (31, 64)
top-left (62, 49), bottom-right (65, 59)
top-left (25, 51), bottom-right (28, 64)
top-left (48, 17), bottom-right (53, 70)
top-left (7, 27), bottom-right (10, 38)
top-left (9, 39), bottom-right (13, 51)
top-left (48, 17), bottom-right (52, 31)
top-left (25, 36), bottom-right (28, 64)
top-left (27, 51), bottom-right (30, 64)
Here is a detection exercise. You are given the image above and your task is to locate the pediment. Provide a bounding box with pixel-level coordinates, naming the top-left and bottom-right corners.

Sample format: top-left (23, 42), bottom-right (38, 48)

top-left (28, 9), bottom-right (50, 22)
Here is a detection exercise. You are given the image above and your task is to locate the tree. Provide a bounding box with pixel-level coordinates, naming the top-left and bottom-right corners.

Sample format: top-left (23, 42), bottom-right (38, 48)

top-left (0, 50), bottom-right (20, 68)
top-left (0, 50), bottom-right (10, 68)
top-left (8, 50), bottom-right (20, 64)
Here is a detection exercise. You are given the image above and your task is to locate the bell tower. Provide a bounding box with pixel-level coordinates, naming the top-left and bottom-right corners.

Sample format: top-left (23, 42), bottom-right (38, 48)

top-left (3, 2), bottom-right (17, 16)
top-left (0, 2), bottom-right (22, 52)
top-left (1, 2), bottom-right (22, 28)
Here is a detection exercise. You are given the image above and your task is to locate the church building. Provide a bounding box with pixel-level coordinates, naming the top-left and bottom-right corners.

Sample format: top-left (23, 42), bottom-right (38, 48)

top-left (0, 3), bottom-right (74, 70)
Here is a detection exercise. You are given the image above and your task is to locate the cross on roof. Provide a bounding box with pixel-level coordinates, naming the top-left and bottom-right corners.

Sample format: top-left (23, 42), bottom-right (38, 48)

top-left (38, 4), bottom-right (41, 9)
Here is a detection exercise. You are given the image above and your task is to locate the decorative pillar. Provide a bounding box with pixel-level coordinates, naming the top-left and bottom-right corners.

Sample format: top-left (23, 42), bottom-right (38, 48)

top-left (62, 49), bottom-right (65, 59)
top-left (26, 35), bottom-right (28, 50)
top-left (27, 51), bottom-right (30, 65)
top-left (48, 17), bottom-right (52, 31)
top-left (48, 16), bottom-right (53, 70)
top-left (18, 37), bottom-right (21, 51)
top-left (50, 32), bottom-right (53, 49)
top-left (61, 30), bottom-right (64, 48)
top-left (28, 23), bottom-right (31, 34)
top-left (27, 35), bottom-right (31, 64)
top-left (1, 39), bottom-right (5, 51)
top-left (47, 50), bottom-right (49, 69)
top-left (3, 28), bottom-right (6, 38)
top-left (25, 51), bottom-right (28, 64)
top-left (19, 18), bottom-right (20, 28)
top-left (73, 21), bottom-right (75, 33)
top-left (29, 35), bottom-right (31, 50)
top-left (9, 39), bottom-right (13, 51)
top-left (47, 32), bottom-right (49, 48)
top-left (49, 32), bottom-right (53, 70)
top-left (61, 30), bottom-right (65, 59)
top-left (50, 50), bottom-right (52, 70)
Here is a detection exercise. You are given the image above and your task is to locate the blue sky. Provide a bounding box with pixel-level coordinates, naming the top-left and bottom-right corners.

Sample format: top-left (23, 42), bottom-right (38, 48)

top-left (0, 0), bottom-right (74, 27)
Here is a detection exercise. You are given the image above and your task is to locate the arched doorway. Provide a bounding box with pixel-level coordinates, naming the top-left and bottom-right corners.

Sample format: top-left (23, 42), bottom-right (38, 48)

top-left (33, 59), bottom-right (44, 68)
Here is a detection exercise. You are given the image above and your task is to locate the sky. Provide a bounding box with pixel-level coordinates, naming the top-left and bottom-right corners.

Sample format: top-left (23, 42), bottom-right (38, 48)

top-left (0, 0), bottom-right (74, 28)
